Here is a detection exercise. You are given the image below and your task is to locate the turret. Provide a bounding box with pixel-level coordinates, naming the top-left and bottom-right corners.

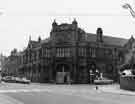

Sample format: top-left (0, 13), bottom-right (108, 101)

top-left (72, 18), bottom-right (78, 28)
top-left (52, 19), bottom-right (57, 30)
top-left (29, 35), bottom-right (31, 42)
top-left (38, 36), bottom-right (41, 42)
top-left (96, 27), bottom-right (103, 42)
top-left (130, 35), bottom-right (134, 42)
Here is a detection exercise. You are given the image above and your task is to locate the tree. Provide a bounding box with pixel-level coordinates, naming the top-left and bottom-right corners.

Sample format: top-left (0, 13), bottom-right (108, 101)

top-left (121, 41), bottom-right (135, 75)
top-left (122, 3), bottom-right (135, 18)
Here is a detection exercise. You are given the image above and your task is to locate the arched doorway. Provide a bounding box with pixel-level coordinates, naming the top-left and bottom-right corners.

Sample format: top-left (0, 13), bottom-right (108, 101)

top-left (56, 64), bottom-right (70, 84)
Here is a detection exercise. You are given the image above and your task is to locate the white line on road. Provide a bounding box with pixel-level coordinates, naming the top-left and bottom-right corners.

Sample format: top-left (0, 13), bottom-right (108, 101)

top-left (0, 89), bottom-right (52, 93)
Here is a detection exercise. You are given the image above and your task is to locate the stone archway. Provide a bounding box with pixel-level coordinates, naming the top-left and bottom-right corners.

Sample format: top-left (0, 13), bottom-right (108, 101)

top-left (55, 64), bottom-right (71, 84)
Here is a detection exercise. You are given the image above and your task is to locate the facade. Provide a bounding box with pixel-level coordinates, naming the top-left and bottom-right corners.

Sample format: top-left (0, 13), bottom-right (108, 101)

top-left (19, 19), bottom-right (132, 83)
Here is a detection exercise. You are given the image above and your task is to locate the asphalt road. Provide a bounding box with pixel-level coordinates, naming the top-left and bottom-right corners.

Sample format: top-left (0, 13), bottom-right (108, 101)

top-left (0, 83), bottom-right (135, 104)
top-left (5, 90), bottom-right (135, 104)
top-left (6, 92), bottom-right (97, 104)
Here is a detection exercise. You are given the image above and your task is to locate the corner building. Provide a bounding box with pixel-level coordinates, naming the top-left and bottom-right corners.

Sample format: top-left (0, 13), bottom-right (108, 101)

top-left (19, 19), bottom-right (131, 84)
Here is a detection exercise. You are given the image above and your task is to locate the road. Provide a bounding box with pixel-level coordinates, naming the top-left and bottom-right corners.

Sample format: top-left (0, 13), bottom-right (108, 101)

top-left (0, 83), bottom-right (134, 104)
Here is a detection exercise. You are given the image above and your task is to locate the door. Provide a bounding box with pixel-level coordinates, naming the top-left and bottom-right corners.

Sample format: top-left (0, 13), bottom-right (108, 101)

top-left (56, 64), bottom-right (70, 84)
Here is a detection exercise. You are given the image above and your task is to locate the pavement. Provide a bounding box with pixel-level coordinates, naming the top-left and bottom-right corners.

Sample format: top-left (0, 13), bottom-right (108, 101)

top-left (0, 83), bottom-right (134, 104)
top-left (99, 84), bottom-right (135, 96)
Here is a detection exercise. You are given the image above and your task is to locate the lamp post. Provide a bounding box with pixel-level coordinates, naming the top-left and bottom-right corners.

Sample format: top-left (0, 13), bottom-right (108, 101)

top-left (89, 70), bottom-right (94, 84)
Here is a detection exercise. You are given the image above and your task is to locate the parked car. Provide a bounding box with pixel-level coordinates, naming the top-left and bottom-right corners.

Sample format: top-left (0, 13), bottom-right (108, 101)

top-left (2, 76), bottom-right (16, 83)
top-left (2, 76), bottom-right (31, 84)
top-left (16, 77), bottom-right (31, 84)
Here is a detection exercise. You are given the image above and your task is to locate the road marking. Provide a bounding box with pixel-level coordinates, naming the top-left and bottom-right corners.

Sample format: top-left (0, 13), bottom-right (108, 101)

top-left (0, 88), bottom-right (93, 94)
top-left (0, 89), bottom-right (52, 93)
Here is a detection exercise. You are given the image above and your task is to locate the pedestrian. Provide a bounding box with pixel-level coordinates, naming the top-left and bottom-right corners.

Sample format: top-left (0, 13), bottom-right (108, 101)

top-left (96, 86), bottom-right (98, 90)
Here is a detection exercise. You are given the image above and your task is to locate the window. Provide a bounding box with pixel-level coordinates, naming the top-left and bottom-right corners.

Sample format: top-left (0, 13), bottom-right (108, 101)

top-left (56, 48), bottom-right (71, 57)
top-left (44, 48), bottom-right (50, 57)
top-left (65, 48), bottom-right (70, 57)
top-left (56, 48), bottom-right (60, 57)
top-left (89, 48), bottom-right (92, 56)
top-left (91, 48), bottom-right (96, 57)
top-left (79, 48), bottom-right (87, 57)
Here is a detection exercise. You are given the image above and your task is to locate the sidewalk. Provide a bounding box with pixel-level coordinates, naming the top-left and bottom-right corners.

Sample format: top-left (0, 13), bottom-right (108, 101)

top-left (99, 84), bottom-right (135, 96)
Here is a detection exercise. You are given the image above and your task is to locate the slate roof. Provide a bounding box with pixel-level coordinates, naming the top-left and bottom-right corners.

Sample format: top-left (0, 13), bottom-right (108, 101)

top-left (27, 33), bottom-right (129, 47)
top-left (40, 38), bottom-right (50, 44)
top-left (86, 33), bottom-right (128, 47)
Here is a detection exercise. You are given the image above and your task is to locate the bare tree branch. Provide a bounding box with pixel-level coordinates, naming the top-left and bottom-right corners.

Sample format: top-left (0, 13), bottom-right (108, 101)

top-left (122, 3), bottom-right (135, 18)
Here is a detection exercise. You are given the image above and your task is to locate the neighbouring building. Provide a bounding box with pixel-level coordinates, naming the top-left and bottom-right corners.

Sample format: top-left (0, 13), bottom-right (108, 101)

top-left (18, 19), bottom-right (133, 83)
top-left (0, 54), bottom-right (6, 78)
top-left (2, 49), bottom-right (22, 77)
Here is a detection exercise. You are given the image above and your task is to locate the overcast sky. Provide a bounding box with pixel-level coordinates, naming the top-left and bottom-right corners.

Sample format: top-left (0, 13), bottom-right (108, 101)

top-left (0, 0), bottom-right (135, 56)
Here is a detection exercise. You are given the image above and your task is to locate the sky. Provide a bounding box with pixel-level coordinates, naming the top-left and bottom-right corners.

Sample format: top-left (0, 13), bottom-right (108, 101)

top-left (0, 0), bottom-right (135, 56)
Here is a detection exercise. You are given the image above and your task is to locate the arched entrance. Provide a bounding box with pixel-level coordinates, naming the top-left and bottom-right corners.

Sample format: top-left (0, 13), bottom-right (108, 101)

top-left (56, 64), bottom-right (70, 84)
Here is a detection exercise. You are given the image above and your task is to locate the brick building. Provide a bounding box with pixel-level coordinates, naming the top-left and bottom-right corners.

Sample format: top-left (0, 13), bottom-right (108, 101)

top-left (19, 19), bottom-right (132, 83)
